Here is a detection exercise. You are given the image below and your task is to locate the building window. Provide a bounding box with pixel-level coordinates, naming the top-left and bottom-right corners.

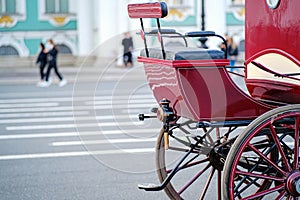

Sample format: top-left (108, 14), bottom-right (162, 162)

top-left (45, 0), bottom-right (69, 14)
top-left (57, 44), bottom-right (72, 54)
top-left (0, 45), bottom-right (19, 56)
top-left (39, 0), bottom-right (75, 26)
top-left (0, 0), bottom-right (16, 14)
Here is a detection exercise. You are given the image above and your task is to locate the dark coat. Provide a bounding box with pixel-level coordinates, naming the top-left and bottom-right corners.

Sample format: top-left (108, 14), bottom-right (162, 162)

top-left (36, 50), bottom-right (47, 65)
top-left (47, 46), bottom-right (58, 66)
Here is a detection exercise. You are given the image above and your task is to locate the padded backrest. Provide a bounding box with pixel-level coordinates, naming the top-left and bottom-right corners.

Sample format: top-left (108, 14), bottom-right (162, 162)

top-left (128, 2), bottom-right (168, 19)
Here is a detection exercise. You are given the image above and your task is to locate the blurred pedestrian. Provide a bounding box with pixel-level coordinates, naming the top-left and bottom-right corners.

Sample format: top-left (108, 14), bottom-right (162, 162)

top-left (36, 43), bottom-right (47, 86)
top-left (219, 33), bottom-right (229, 56)
top-left (228, 37), bottom-right (239, 70)
top-left (219, 42), bottom-right (227, 54)
top-left (39, 39), bottom-right (67, 87)
top-left (121, 32), bottom-right (133, 68)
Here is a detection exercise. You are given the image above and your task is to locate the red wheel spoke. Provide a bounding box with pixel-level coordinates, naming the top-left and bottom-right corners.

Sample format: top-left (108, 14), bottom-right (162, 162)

top-left (178, 163), bottom-right (211, 195)
top-left (166, 157), bottom-right (210, 174)
top-left (294, 117), bottom-right (300, 169)
top-left (287, 195), bottom-right (293, 200)
top-left (248, 143), bottom-right (287, 176)
top-left (224, 107), bottom-right (300, 199)
top-left (199, 167), bottom-right (216, 200)
top-left (236, 170), bottom-right (284, 182)
top-left (168, 146), bottom-right (189, 152)
top-left (275, 190), bottom-right (286, 200)
top-left (269, 124), bottom-right (292, 172)
top-left (218, 170), bottom-right (221, 200)
top-left (180, 158), bottom-right (210, 170)
top-left (241, 184), bottom-right (284, 200)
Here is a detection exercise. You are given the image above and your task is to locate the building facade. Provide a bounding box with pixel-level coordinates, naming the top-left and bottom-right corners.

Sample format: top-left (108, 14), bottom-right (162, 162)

top-left (0, 0), bottom-right (245, 63)
top-left (0, 0), bottom-right (77, 57)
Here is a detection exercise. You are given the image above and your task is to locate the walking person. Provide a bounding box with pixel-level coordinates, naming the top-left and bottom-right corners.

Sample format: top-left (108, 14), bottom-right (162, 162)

top-left (228, 37), bottom-right (239, 71)
top-left (40, 39), bottom-right (67, 87)
top-left (36, 43), bottom-right (47, 86)
top-left (121, 32), bottom-right (134, 68)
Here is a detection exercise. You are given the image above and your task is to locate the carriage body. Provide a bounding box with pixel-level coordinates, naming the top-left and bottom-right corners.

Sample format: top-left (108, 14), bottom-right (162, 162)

top-left (139, 52), bottom-right (272, 121)
top-left (135, 0), bottom-right (300, 119)
top-left (245, 0), bottom-right (300, 104)
top-left (128, 1), bottom-right (300, 199)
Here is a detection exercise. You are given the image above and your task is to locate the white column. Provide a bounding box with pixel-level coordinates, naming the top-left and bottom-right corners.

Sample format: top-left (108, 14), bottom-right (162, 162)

top-left (98, 0), bottom-right (118, 44)
top-left (117, 1), bottom-right (129, 35)
top-left (205, 0), bottom-right (227, 48)
top-left (77, 0), bottom-right (94, 56)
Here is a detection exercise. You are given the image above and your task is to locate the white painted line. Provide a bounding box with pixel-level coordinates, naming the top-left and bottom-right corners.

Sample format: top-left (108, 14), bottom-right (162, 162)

top-left (0, 97), bottom-right (73, 103)
top-left (101, 129), bottom-right (159, 135)
top-left (122, 109), bottom-right (154, 114)
top-left (0, 114), bottom-right (139, 124)
top-left (86, 99), bottom-right (156, 105)
top-left (6, 121), bottom-right (145, 131)
top-left (0, 102), bottom-right (59, 108)
top-left (94, 104), bottom-right (157, 109)
top-left (0, 129), bottom-right (159, 140)
top-left (0, 106), bottom-right (79, 113)
top-left (0, 117), bottom-right (77, 124)
top-left (0, 94), bottom-right (153, 104)
top-left (0, 132), bottom-right (81, 139)
top-left (0, 148), bottom-right (155, 160)
top-left (0, 111), bottom-right (89, 118)
top-left (51, 138), bottom-right (157, 146)
top-left (0, 89), bottom-right (151, 98)
top-left (0, 104), bottom-right (156, 113)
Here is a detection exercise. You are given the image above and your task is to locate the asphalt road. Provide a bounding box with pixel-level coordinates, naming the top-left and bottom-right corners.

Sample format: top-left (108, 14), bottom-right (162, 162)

top-left (0, 64), bottom-right (169, 200)
top-left (0, 62), bottom-right (247, 200)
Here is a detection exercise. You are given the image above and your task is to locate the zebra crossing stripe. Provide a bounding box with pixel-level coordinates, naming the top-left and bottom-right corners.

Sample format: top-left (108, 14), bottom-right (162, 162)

top-left (0, 111), bottom-right (89, 118)
top-left (0, 129), bottom-right (159, 140)
top-left (6, 121), bottom-right (145, 131)
top-left (0, 114), bottom-right (139, 124)
top-left (0, 148), bottom-right (155, 161)
top-left (0, 104), bottom-right (156, 113)
top-left (51, 138), bottom-right (157, 146)
top-left (0, 94), bottom-right (154, 104)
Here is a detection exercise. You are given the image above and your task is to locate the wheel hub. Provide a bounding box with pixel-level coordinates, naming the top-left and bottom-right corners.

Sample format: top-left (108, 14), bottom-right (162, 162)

top-left (209, 147), bottom-right (226, 171)
top-left (286, 171), bottom-right (300, 196)
top-left (208, 139), bottom-right (235, 171)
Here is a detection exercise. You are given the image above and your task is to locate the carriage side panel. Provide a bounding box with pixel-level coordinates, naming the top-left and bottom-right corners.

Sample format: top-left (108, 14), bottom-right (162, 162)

top-left (139, 57), bottom-right (272, 121)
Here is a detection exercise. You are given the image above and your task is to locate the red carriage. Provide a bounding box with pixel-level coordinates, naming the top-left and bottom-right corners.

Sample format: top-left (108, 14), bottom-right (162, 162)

top-left (128, 1), bottom-right (300, 199)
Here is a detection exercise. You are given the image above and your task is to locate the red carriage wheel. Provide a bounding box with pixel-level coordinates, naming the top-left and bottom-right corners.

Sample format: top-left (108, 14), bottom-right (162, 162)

top-left (223, 105), bottom-right (300, 199)
top-left (155, 119), bottom-right (229, 200)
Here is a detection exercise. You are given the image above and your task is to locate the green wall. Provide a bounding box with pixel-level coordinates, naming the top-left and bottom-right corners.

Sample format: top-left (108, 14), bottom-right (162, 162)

top-left (0, 0), bottom-right (76, 32)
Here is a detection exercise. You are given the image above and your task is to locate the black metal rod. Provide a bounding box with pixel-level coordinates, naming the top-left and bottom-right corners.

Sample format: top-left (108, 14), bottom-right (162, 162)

top-left (215, 34), bottom-right (228, 59)
top-left (139, 135), bottom-right (206, 191)
top-left (140, 18), bottom-right (149, 57)
top-left (201, 0), bottom-right (205, 31)
top-left (156, 18), bottom-right (166, 59)
top-left (197, 120), bottom-right (252, 128)
top-left (138, 144), bottom-right (196, 191)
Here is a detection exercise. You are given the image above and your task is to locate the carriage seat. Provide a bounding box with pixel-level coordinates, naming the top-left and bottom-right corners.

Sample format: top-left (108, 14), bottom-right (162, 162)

top-left (140, 47), bottom-right (225, 61)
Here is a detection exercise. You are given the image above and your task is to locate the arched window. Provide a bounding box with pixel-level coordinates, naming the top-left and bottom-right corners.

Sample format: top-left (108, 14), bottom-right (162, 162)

top-left (57, 44), bottom-right (72, 54)
top-left (0, 45), bottom-right (19, 56)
